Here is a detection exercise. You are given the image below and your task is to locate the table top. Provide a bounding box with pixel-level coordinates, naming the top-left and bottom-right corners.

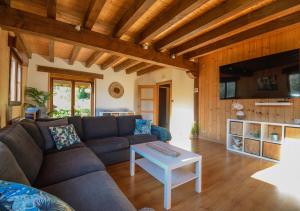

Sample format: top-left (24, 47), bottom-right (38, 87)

top-left (131, 141), bottom-right (201, 170)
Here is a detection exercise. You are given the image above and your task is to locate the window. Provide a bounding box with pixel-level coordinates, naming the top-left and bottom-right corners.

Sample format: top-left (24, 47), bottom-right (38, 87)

top-left (220, 81), bottom-right (236, 99)
top-left (289, 73), bottom-right (300, 97)
top-left (9, 50), bottom-right (23, 105)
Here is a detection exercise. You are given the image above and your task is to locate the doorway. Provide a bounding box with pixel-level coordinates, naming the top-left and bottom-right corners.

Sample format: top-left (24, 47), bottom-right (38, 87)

top-left (50, 77), bottom-right (94, 117)
top-left (157, 81), bottom-right (172, 129)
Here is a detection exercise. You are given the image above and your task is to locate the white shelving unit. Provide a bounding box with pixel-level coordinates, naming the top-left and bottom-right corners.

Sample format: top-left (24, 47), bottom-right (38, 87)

top-left (226, 119), bottom-right (300, 162)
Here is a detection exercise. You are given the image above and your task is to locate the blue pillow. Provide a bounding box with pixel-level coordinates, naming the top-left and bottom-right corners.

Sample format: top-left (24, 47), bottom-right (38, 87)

top-left (134, 119), bottom-right (152, 135)
top-left (151, 125), bottom-right (172, 142)
top-left (0, 180), bottom-right (74, 210)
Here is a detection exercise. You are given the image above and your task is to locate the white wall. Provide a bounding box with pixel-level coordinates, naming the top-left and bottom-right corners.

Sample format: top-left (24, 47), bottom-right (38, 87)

top-left (27, 54), bottom-right (137, 111)
top-left (136, 68), bottom-right (194, 146)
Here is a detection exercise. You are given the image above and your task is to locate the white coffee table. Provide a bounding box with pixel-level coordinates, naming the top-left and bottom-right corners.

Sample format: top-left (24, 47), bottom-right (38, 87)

top-left (130, 141), bottom-right (202, 210)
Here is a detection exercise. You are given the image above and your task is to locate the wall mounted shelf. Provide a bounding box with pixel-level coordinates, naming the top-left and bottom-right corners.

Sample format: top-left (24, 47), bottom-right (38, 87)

top-left (255, 102), bottom-right (293, 106)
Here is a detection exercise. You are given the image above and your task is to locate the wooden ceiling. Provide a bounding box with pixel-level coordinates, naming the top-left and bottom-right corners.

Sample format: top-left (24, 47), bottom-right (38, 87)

top-left (1, 0), bottom-right (300, 76)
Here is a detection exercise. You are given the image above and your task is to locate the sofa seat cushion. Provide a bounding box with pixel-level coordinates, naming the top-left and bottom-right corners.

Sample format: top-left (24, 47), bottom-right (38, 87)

top-left (45, 142), bottom-right (86, 154)
top-left (42, 171), bottom-right (136, 211)
top-left (0, 124), bottom-right (43, 184)
top-left (86, 137), bottom-right (129, 154)
top-left (126, 134), bottom-right (158, 145)
top-left (35, 147), bottom-right (105, 187)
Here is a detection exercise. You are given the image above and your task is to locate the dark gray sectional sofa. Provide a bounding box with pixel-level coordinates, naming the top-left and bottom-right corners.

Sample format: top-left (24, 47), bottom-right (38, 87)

top-left (0, 115), bottom-right (165, 211)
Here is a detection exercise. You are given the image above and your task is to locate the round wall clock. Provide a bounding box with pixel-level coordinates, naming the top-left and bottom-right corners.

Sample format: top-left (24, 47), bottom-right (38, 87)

top-left (108, 82), bottom-right (124, 98)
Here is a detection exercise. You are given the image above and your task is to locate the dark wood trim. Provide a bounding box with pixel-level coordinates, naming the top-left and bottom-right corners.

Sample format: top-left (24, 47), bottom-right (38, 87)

top-left (155, 0), bottom-right (262, 50)
top-left (171, 0), bottom-right (300, 55)
top-left (113, 0), bottom-right (156, 37)
top-left (137, 0), bottom-right (208, 43)
top-left (0, 0), bottom-right (9, 6)
top-left (0, 6), bottom-right (196, 72)
top-left (156, 80), bottom-right (172, 129)
top-left (184, 11), bottom-right (300, 59)
top-left (15, 32), bottom-right (32, 59)
top-left (37, 65), bottom-right (104, 79)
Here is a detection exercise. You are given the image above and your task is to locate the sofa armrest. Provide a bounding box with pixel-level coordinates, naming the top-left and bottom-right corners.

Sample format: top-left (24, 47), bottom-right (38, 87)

top-left (151, 125), bottom-right (172, 142)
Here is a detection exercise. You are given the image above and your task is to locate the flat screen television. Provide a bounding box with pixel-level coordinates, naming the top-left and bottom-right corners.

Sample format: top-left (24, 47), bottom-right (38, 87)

top-left (219, 49), bottom-right (300, 99)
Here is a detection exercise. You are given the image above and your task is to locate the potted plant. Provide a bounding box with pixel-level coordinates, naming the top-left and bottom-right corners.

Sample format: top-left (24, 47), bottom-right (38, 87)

top-left (25, 87), bottom-right (52, 118)
top-left (190, 122), bottom-right (199, 139)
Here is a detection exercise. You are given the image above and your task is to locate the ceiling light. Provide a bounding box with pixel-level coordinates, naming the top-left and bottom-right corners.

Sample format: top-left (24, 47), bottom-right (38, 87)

top-left (142, 43), bottom-right (149, 50)
top-left (170, 53), bottom-right (176, 59)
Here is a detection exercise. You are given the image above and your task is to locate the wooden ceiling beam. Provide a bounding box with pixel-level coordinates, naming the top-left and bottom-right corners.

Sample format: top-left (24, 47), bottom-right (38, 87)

top-left (0, 0), bottom-right (9, 6)
top-left (137, 65), bottom-right (163, 76)
top-left (126, 62), bottom-right (152, 74)
top-left (38, 65), bottom-right (103, 79)
top-left (100, 55), bottom-right (123, 70)
top-left (155, 0), bottom-right (262, 50)
top-left (15, 32), bottom-right (32, 59)
top-left (137, 0), bottom-right (209, 44)
top-left (69, 1), bottom-right (106, 66)
top-left (48, 40), bottom-right (54, 62)
top-left (46, 0), bottom-right (56, 19)
top-left (171, 0), bottom-right (300, 55)
top-left (0, 6), bottom-right (195, 72)
top-left (113, 0), bottom-right (156, 37)
top-left (184, 11), bottom-right (300, 59)
top-left (83, 0), bottom-right (106, 29)
top-left (69, 45), bottom-right (81, 65)
top-left (86, 51), bottom-right (104, 67)
top-left (113, 59), bottom-right (139, 72)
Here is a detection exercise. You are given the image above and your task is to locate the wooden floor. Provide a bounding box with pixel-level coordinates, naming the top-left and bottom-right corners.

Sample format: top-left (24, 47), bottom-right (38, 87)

top-left (107, 140), bottom-right (300, 211)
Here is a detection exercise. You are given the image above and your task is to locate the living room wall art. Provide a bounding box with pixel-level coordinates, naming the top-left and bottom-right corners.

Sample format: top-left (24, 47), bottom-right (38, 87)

top-left (109, 82), bottom-right (124, 98)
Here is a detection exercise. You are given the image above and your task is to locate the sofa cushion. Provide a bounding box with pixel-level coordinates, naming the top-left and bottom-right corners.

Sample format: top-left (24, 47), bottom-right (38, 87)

top-left (19, 119), bottom-right (44, 150)
top-left (116, 115), bottom-right (142, 136)
top-left (42, 171), bottom-right (136, 211)
top-left (37, 118), bottom-right (68, 151)
top-left (45, 142), bottom-right (86, 154)
top-left (49, 124), bottom-right (81, 150)
top-left (68, 116), bottom-right (84, 140)
top-left (134, 119), bottom-right (151, 135)
top-left (0, 124), bottom-right (43, 184)
top-left (35, 147), bottom-right (105, 187)
top-left (0, 180), bottom-right (74, 211)
top-left (86, 137), bottom-right (129, 154)
top-left (0, 142), bottom-right (30, 185)
top-left (82, 116), bottom-right (118, 140)
top-left (126, 134), bottom-right (158, 145)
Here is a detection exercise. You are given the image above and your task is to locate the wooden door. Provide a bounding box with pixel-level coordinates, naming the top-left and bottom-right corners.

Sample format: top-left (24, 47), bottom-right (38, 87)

top-left (138, 85), bottom-right (158, 124)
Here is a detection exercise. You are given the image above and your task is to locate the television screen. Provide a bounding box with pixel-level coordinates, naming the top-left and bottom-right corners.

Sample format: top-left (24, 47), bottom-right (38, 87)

top-left (219, 49), bottom-right (300, 99)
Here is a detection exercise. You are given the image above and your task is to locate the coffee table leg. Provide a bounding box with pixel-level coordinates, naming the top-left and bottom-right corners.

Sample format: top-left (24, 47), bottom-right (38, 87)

top-left (195, 159), bottom-right (202, 193)
top-left (130, 148), bottom-right (135, 176)
top-left (164, 169), bottom-right (171, 210)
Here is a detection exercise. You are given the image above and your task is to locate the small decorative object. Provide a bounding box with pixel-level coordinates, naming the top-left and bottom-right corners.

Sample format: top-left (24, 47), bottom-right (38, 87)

top-left (232, 102), bottom-right (245, 120)
top-left (134, 119), bottom-right (152, 135)
top-left (270, 132), bottom-right (279, 142)
top-left (108, 82), bottom-right (124, 98)
top-left (146, 142), bottom-right (180, 157)
top-left (190, 122), bottom-right (199, 139)
top-left (25, 87), bottom-right (52, 118)
top-left (294, 119), bottom-right (300, 125)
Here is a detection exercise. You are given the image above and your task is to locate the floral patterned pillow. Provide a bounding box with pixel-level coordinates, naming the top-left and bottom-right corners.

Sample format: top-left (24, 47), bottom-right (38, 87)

top-left (49, 124), bottom-right (81, 150)
top-left (0, 180), bottom-right (74, 210)
top-left (134, 119), bottom-right (152, 135)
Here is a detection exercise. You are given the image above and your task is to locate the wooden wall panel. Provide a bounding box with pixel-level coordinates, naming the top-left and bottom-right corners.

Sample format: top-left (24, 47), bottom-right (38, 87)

top-left (198, 24), bottom-right (300, 144)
